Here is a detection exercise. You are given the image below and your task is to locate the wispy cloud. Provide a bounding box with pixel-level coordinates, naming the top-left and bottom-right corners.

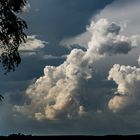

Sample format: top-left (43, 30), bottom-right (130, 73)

top-left (19, 36), bottom-right (47, 57)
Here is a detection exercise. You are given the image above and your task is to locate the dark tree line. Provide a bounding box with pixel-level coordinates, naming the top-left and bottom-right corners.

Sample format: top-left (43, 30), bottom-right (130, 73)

top-left (0, 0), bottom-right (27, 74)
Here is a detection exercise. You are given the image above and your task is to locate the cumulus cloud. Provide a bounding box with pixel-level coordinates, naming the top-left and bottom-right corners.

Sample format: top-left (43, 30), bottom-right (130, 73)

top-left (83, 19), bottom-right (140, 63)
top-left (16, 49), bottom-right (89, 120)
top-left (108, 64), bottom-right (140, 112)
top-left (16, 19), bottom-right (140, 120)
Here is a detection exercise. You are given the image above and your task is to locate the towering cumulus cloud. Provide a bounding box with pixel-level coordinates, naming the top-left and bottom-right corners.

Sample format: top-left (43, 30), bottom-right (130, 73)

top-left (16, 19), bottom-right (140, 120)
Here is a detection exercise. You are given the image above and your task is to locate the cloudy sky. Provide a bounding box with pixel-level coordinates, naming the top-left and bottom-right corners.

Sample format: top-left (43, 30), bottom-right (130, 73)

top-left (1, 0), bottom-right (140, 136)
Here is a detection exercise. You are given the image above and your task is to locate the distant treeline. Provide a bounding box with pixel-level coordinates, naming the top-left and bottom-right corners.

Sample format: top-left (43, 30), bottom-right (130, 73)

top-left (1, 134), bottom-right (140, 140)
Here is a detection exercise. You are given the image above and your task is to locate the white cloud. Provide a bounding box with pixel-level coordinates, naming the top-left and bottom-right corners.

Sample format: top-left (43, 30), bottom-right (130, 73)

top-left (19, 35), bottom-right (47, 51)
top-left (61, 0), bottom-right (140, 49)
top-left (84, 19), bottom-right (140, 64)
top-left (16, 49), bottom-right (89, 120)
top-left (108, 64), bottom-right (140, 112)
top-left (16, 19), bottom-right (140, 120)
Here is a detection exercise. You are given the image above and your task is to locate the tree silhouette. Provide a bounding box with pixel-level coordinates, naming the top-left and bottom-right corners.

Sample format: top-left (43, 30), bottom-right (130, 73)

top-left (0, 0), bottom-right (27, 74)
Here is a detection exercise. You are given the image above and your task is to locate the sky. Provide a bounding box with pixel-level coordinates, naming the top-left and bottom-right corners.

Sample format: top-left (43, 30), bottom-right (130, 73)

top-left (1, 0), bottom-right (140, 136)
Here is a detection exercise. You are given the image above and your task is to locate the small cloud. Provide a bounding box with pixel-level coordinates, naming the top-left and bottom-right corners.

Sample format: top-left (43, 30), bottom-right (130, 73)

top-left (20, 36), bottom-right (47, 51)
top-left (19, 36), bottom-right (47, 57)
top-left (42, 55), bottom-right (61, 60)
